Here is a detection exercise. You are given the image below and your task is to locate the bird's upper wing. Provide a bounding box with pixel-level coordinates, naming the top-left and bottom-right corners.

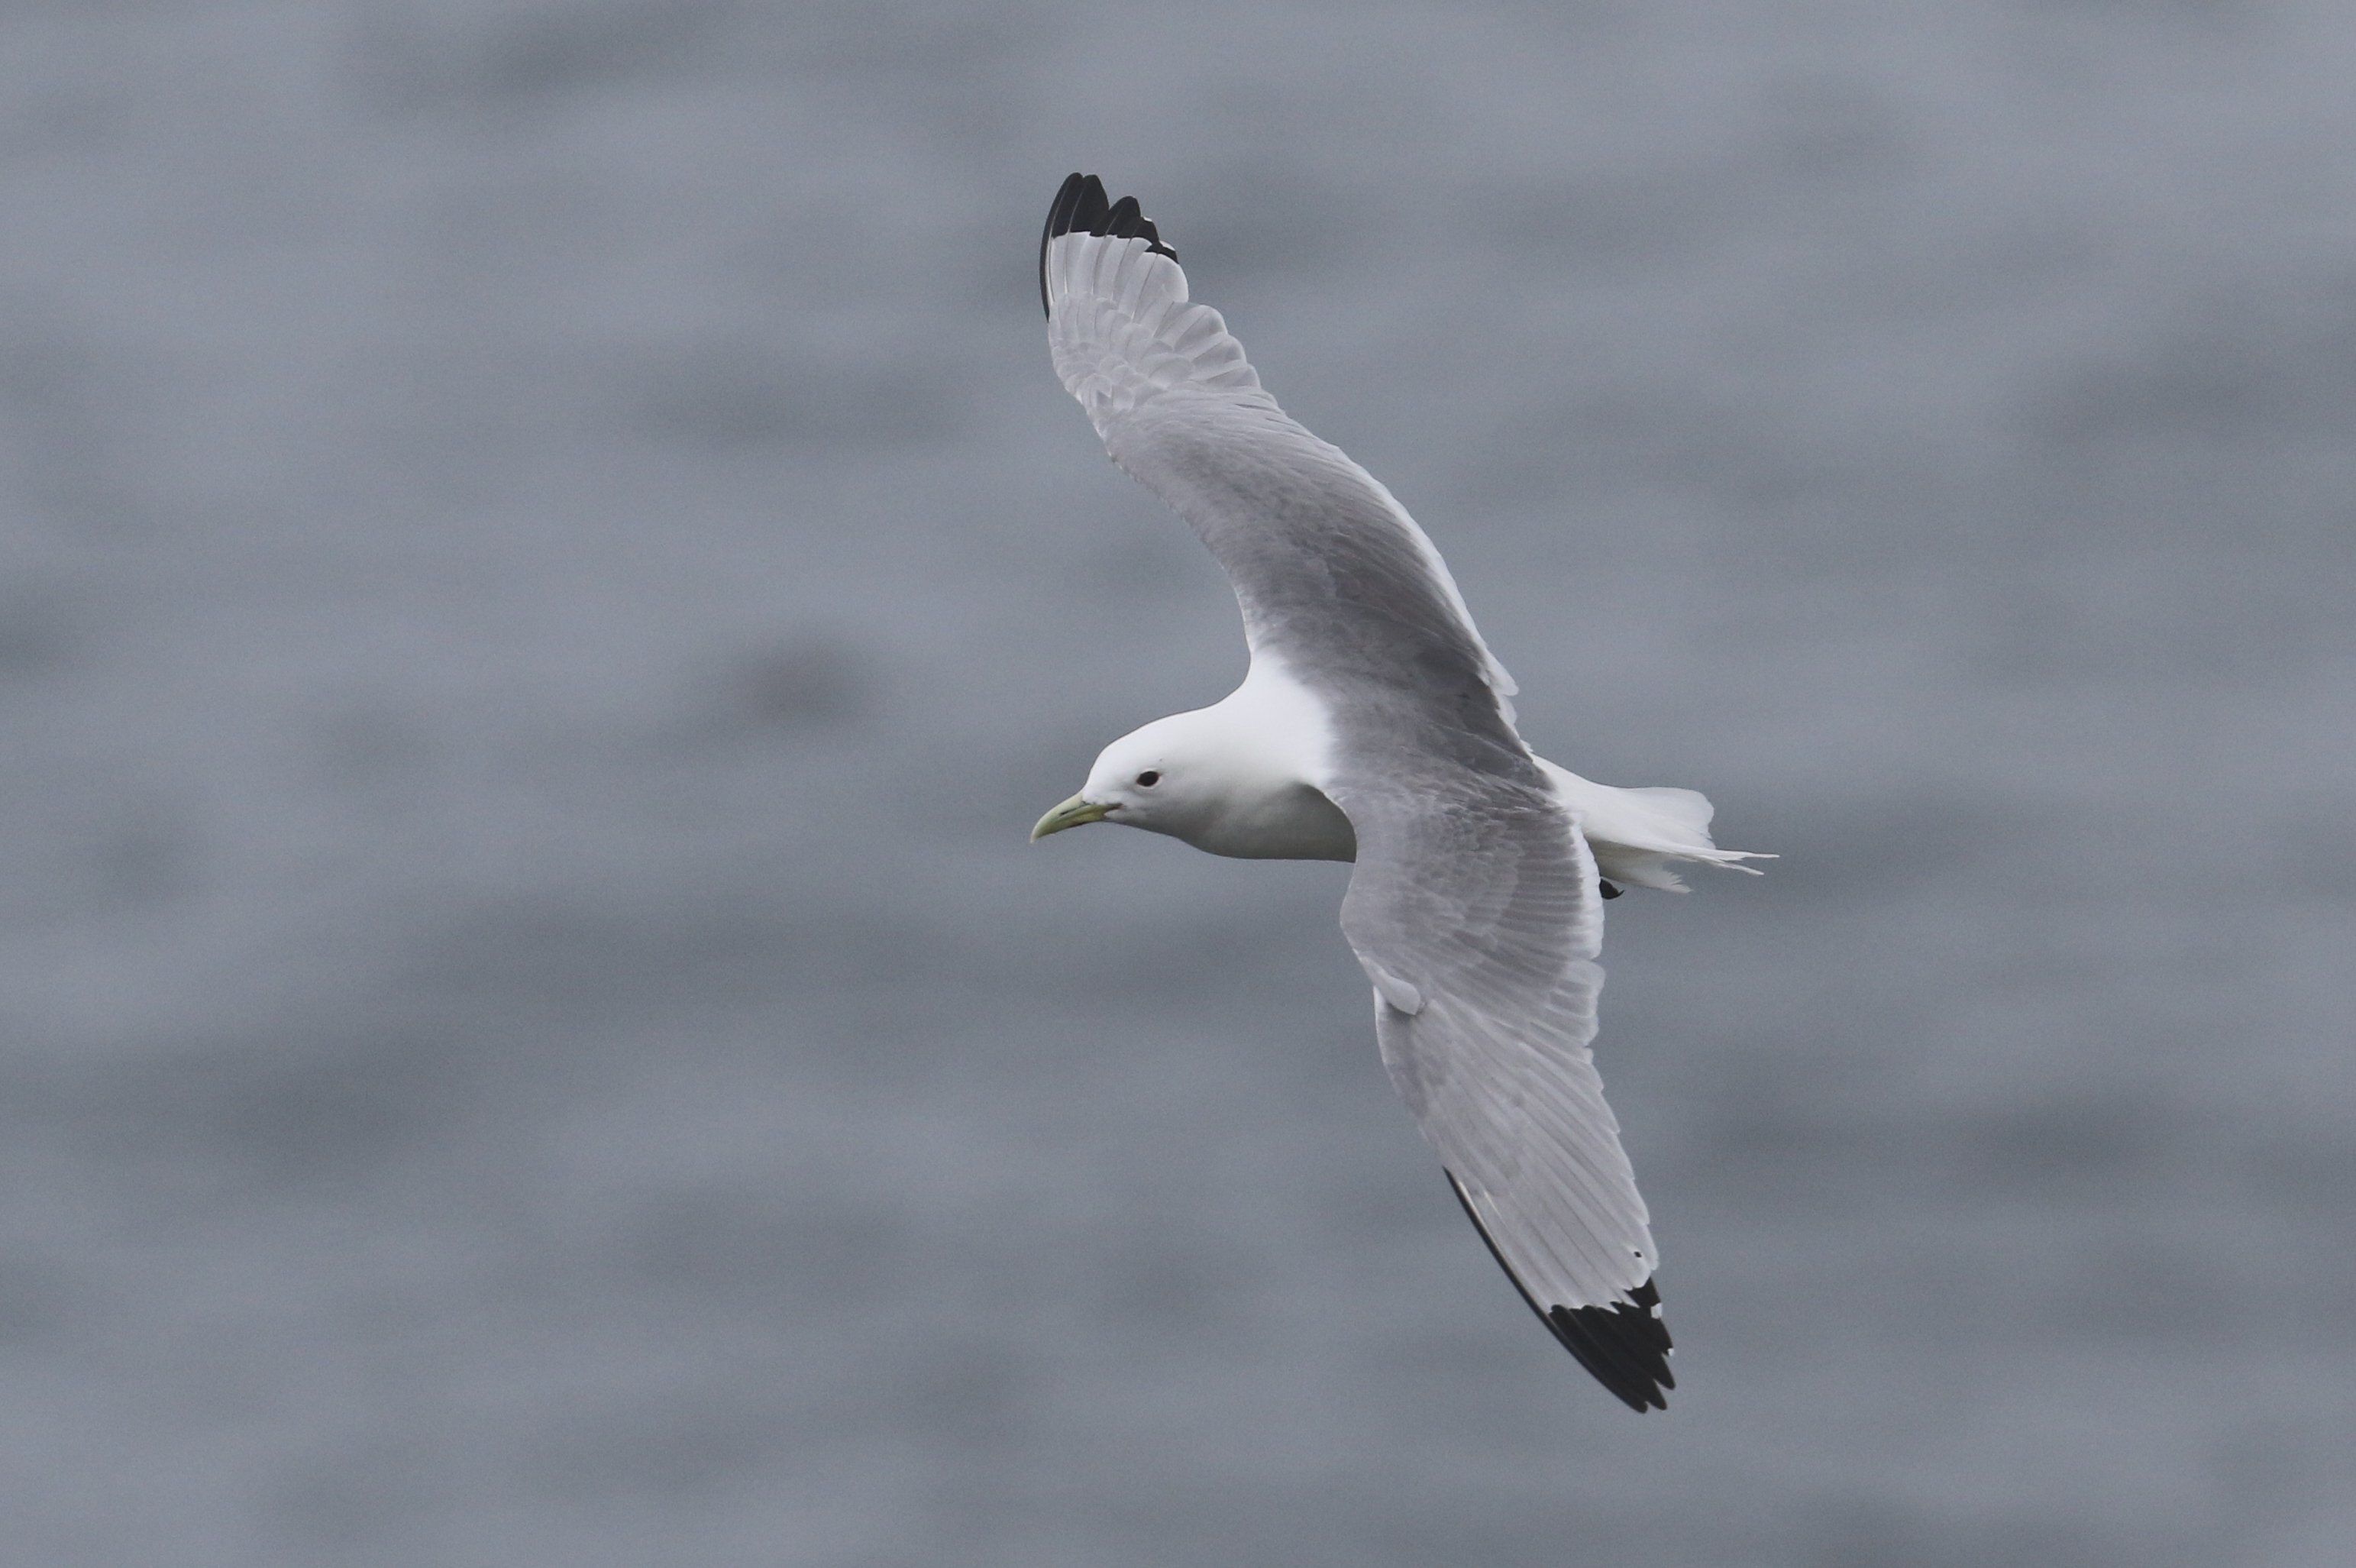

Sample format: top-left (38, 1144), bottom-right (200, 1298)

top-left (1040, 173), bottom-right (1519, 735)
top-left (1042, 175), bottom-right (1670, 1408)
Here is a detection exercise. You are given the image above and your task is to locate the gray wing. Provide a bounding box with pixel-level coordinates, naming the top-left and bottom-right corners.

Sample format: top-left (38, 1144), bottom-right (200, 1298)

top-left (1042, 176), bottom-right (1670, 1408)
top-left (1336, 772), bottom-right (1670, 1411)
top-left (1040, 174), bottom-right (1519, 741)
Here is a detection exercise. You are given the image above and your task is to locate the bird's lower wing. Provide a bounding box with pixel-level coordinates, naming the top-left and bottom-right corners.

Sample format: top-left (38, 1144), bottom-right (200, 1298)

top-left (1336, 776), bottom-right (1672, 1411)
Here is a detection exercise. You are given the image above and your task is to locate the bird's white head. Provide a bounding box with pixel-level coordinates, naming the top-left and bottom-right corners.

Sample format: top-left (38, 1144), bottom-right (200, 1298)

top-left (1030, 697), bottom-right (1356, 862)
top-left (1030, 710), bottom-right (1223, 845)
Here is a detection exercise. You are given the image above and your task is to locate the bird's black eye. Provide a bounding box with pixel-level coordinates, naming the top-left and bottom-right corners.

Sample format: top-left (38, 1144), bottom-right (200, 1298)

top-left (1135, 771), bottom-right (1160, 787)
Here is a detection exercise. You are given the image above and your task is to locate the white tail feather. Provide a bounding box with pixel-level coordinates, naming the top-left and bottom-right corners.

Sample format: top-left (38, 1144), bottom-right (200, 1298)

top-left (1539, 761), bottom-right (1773, 892)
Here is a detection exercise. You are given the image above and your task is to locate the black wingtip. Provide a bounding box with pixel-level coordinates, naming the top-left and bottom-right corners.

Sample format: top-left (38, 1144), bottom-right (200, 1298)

top-left (1446, 1172), bottom-right (1673, 1413)
top-left (1039, 173), bottom-right (1179, 319)
top-left (1546, 1283), bottom-right (1674, 1413)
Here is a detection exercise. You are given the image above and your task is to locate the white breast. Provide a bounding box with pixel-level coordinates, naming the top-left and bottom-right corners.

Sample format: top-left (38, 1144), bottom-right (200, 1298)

top-left (1188, 659), bottom-right (1356, 862)
top-left (1193, 779), bottom-right (1356, 861)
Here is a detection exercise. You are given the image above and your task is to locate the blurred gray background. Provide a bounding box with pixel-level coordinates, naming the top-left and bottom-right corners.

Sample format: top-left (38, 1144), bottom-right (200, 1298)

top-left (3, 2), bottom-right (2352, 1564)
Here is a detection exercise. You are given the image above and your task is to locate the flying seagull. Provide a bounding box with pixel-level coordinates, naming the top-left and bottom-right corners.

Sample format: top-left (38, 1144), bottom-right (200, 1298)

top-left (1029, 173), bottom-right (1767, 1411)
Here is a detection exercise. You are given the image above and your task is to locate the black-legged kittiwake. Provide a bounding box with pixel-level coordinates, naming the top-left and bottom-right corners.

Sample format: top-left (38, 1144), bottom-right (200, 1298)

top-left (1030, 174), bottom-right (1769, 1411)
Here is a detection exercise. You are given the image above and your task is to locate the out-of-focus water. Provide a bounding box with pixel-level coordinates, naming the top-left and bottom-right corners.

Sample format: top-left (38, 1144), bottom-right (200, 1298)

top-left (2, 3), bottom-right (2351, 1563)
